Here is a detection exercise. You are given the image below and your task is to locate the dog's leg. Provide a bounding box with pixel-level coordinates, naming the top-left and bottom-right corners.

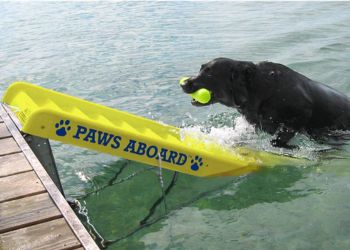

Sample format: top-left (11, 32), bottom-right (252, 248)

top-left (271, 126), bottom-right (297, 149)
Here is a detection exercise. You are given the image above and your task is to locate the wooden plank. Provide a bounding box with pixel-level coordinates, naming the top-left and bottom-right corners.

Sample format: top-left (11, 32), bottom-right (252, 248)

top-left (0, 218), bottom-right (82, 250)
top-left (0, 122), bottom-right (11, 139)
top-left (0, 137), bottom-right (21, 156)
top-left (0, 104), bottom-right (99, 249)
top-left (3, 104), bottom-right (22, 130)
top-left (0, 153), bottom-right (33, 177)
top-left (0, 171), bottom-right (45, 203)
top-left (0, 193), bottom-right (62, 233)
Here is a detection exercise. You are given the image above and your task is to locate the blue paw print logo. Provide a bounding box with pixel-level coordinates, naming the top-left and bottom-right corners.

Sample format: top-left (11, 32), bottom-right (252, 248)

top-left (191, 156), bottom-right (203, 171)
top-left (55, 120), bottom-right (71, 137)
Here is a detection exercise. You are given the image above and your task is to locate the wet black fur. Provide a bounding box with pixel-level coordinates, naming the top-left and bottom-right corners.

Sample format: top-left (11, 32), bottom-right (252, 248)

top-left (181, 58), bottom-right (350, 148)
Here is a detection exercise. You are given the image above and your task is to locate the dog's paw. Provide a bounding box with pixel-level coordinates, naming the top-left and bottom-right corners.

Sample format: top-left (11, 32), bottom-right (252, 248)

top-left (271, 139), bottom-right (298, 150)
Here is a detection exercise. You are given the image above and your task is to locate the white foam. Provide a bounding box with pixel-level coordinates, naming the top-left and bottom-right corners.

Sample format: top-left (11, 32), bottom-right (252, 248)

top-left (76, 171), bottom-right (91, 183)
top-left (179, 115), bottom-right (322, 160)
top-left (180, 116), bottom-right (256, 148)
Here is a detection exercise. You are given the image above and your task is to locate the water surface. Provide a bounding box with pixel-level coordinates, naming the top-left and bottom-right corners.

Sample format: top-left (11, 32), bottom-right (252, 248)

top-left (1, 2), bottom-right (350, 249)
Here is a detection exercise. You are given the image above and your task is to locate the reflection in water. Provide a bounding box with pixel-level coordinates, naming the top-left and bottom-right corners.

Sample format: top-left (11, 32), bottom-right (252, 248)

top-left (195, 166), bottom-right (319, 211)
top-left (74, 159), bottom-right (313, 248)
top-left (71, 110), bottom-right (333, 249)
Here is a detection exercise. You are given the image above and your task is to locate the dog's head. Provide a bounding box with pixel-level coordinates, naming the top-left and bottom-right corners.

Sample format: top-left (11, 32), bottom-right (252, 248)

top-left (180, 58), bottom-right (256, 108)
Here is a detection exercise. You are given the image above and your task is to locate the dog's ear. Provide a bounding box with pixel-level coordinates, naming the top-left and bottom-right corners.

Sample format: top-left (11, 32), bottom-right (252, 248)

top-left (230, 62), bottom-right (256, 83)
top-left (243, 63), bottom-right (256, 83)
top-left (242, 63), bottom-right (256, 91)
top-left (230, 68), bottom-right (238, 82)
top-left (230, 63), bottom-right (252, 107)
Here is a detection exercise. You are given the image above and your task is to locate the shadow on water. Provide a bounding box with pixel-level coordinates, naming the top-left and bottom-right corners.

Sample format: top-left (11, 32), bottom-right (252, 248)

top-left (194, 165), bottom-right (317, 211)
top-left (73, 158), bottom-right (316, 249)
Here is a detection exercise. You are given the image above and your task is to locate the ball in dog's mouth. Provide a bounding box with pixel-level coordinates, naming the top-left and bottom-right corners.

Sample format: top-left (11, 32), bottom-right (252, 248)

top-left (179, 77), bottom-right (212, 105)
top-left (190, 88), bottom-right (211, 104)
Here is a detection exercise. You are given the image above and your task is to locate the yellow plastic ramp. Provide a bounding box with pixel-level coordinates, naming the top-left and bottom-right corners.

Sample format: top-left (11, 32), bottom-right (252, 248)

top-left (2, 82), bottom-right (303, 177)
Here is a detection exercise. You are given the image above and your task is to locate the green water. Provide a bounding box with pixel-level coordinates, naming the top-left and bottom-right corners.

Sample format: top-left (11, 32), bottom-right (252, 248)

top-left (1, 2), bottom-right (350, 249)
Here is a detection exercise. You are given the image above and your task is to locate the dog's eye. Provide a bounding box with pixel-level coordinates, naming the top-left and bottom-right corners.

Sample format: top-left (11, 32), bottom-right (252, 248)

top-left (200, 65), bottom-right (212, 76)
top-left (231, 71), bottom-right (238, 80)
top-left (203, 67), bottom-right (210, 74)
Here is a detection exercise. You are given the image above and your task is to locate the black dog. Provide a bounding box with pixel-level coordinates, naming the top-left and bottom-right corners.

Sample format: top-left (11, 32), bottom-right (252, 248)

top-left (181, 58), bottom-right (350, 148)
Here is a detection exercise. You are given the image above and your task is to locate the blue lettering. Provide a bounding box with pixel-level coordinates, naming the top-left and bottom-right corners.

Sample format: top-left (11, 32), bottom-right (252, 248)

top-left (176, 153), bottom-right (187, 166)
top-left (97, 131), bottom-right (113, 146)
top-left (73, 125), bottom-right (87, 139)
top-left (83, 129), bottom-right (97, 143)
top-left (168, 151), bottom-right (178, 164)
top-left (124, 140), bottom-right (137, 153)
top-left (121, 139), bottom-right (187, 167)
top-left (146, 145), bottom-right (158, 158)
top-left (111, 136), bottom-right (122, 149)
top-left (158, 148), bottom-right (170, 163)
top-left (136, 142), bottom-right (147, 155)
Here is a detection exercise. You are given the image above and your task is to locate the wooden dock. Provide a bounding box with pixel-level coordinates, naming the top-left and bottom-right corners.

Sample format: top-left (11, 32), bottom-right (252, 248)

top-left (0, 104), bottom-right (99, 250)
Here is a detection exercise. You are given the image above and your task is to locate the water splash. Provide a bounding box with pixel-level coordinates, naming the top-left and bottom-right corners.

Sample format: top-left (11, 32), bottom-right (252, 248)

top-left (180, 116), bottom-right (256, 147)
top-left (180, 114), bottom-right (326, 161)
top-left (76, 171), bottom-right (91, 183)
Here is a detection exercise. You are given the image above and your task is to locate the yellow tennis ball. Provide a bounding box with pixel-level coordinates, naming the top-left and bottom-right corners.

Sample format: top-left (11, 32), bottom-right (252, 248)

top-left (179, 77), bottom-right (211, 104)
top-left (179, 77), bottom-right (189, 86)
top-left (191, 88), bottom-right (211, 104)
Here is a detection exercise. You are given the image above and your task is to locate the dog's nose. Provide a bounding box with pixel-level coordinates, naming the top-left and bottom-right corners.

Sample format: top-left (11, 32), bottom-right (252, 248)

top-left (179, 77), bottom-right (190, 86)
top-left (179, 77), bottom-right (195, 93)
top-left (180, 77), bottom-right (195, 88)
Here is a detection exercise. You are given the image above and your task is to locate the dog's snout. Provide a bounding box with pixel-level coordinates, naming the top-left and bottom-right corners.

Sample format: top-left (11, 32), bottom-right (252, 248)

top-left (184, 78), bottom-right (193, 86)
top-left (180, 77), bottom-right (196, 93)
top-left (179, 77), bottom-right (190, 85)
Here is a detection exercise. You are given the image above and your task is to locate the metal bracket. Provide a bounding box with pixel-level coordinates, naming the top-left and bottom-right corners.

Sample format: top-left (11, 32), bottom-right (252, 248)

top-left (25, 135), bottom-right (65, 196)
